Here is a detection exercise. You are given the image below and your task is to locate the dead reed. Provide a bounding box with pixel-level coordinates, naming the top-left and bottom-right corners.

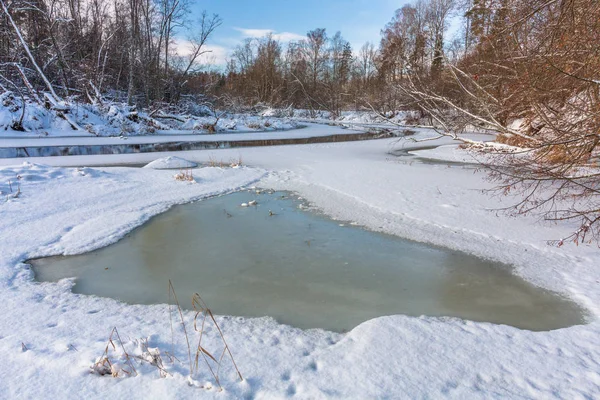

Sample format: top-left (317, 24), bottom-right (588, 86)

top-left (167, 280), bottom-right (243, 390)
top-left (174, 169), bottom-right (194, 182)
top-left (91, 327), bottom-right (138, 377)
top-left (91, 280), bottom-right (242, 391)
top-left (207, 155), bottom-right (243, 168)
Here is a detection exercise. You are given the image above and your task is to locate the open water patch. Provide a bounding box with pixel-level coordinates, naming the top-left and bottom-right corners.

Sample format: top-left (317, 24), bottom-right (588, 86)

top-left (30, 190), bottom-right (586, 332)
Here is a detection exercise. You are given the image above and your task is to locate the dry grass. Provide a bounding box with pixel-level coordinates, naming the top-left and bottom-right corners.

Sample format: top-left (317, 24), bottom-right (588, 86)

top-left (246, 122), bottom-right (262, 130)
top-left (229, 156), bottom-right (243, 168)
top-left (495, 133), bottom-right (533, 148)
top-left (174, 169), bottom-right (194, 182)
top-left (4, 179), bottom-right (21, 200)
top-left (543, 144), bottom-right (573, 165)
top-left (202, 123), bottom-right (216, 133)
top-left (91, 327), bottom-right (138, 377)
top-left (137, 338), bottom-right (170, 378)
top-left (167, 280), bottom-right (242, 390)
top-left (207, 156), bottom-right (224, 168)
top-left (207, 155), bottom-right (243, 168)
top-left (91, 328), bottom-right (173, 378)
top-left (168, 280), bottom-right (193, 375)
top-left (191, 292), bottom-right (243, 388)
top-left (91, 282), bottom-right (243, 389)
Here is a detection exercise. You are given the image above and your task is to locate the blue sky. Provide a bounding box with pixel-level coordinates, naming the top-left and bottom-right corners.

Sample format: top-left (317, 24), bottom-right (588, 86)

top-left (185, 0), bottom-right (409, 65)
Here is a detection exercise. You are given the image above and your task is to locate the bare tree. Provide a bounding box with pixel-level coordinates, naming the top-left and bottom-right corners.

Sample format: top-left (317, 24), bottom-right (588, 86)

top-left (171, 11), bottom-right (222, 102)
top-left (397, 0), bottom-right (600, 244)
top-left (0, 0), bottom-right (61, 101)
top-left (426, 0), bottom-right (456, 76)
top-left (304, 28), bottom-right (329, 95)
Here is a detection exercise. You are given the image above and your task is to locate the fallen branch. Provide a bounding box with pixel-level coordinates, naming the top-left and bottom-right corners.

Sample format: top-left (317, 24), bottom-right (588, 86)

top-left (152, 112), bottom-right (187, 123)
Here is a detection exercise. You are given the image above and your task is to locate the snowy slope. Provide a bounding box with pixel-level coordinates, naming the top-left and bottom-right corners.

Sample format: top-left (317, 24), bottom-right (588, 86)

top-left (0, 95), bottom-right (299, 138)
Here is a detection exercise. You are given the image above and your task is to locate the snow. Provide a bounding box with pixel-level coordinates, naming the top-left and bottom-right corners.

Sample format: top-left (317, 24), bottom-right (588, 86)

top-left (0, 127), bottom-right (600, 398)
top-left (260, 108), bottom-right (414, 125)
top-left (0, 96), bottom-right (299, 138)
top-left (143, 156), bottom-right (197, 170)
top-left (0, 123), bottom-right (365, 148)
top-left (410, 144), bottom-right (481, 164)
top-left (179, 114), bottom-right (298, 133)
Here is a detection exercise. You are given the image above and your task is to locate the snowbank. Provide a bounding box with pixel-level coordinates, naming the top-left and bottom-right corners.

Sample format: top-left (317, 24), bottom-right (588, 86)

top-left (260, 108), bottom-right (417, 126)
top-left (0, 95), bottom-right (171, 137)
top-left (143, 156), bottom-right (198, 169)
top-left (0, 95), bottom-right (299, 138)
top-left (180, 114), bottom-right (297, 133)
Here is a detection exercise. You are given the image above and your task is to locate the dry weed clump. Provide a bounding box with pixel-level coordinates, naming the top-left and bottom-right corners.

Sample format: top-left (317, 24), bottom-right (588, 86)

top-left (136, 338), bottom-right (172, 378)
top-left (3, 178), bottom-right (22, 201)
top-left (207, 156), bottom-right (223, 167)
top-left (91, 327), bottom-right (138, 377)
top-left (207, 155), bottom-right (243, 168)
top-left (202, 123), bottom-right (216, 133)
top-left (229, 156), bottom-right (243, 168)
top-left (245, 122), bottom-right (262, 130)
top-left (174, 169), bottom-right (194, 182)
top-left (91, 281), bottom-right (243, 391)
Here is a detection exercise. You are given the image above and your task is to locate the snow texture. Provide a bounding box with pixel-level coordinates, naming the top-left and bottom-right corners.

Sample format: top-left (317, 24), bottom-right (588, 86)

top-left (0, 127), bottom-right (599, 399)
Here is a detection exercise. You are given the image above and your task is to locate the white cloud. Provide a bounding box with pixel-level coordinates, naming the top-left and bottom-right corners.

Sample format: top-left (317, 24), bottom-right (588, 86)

top-left (172, 39), bottom-right (195, 55)
top-left (172, 39), bottom-right (229, 66)
top-left (234, 28), bottom-right (273, 38)
top-left (171, 28), bottom-right (306, 68)
top-left (197, 45), bottom-right (229, 66)
top-left (233, 27), bottom-right (305, 42)
top-left (273, 32), bottom-right (306, 42)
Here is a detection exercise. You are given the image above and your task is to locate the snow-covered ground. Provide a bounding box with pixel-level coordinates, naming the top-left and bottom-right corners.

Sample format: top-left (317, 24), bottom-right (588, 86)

top-left (261, 108), bottom-right (413, 125)
top-left (0, 123), bottom-right (361, 148)
top-left (1, 127), bottom-right (599, 398)
top-left (410, 144), bottom-right (482, 164)
top-left (0, 95), bottom-right (299, 138)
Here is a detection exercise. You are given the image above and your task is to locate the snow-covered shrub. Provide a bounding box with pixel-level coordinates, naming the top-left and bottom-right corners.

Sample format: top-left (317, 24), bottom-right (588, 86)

top-left (181, 102), bottom-right (213, 117)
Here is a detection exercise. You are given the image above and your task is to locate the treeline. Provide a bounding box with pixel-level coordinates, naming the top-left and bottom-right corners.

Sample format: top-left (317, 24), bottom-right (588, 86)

top-left (0, 0), bottom-right (220, 106)
top-left (219, 31), bottom-right (374, 116)
top-left (218, 0), bottom-right (599, 140)
top-left (218, 0), bottom-right (457, 116)
top-left (1, 0), bottom-right (598, 128)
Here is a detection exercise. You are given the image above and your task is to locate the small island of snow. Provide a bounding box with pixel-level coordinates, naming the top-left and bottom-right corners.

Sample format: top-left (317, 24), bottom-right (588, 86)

top-left (143, 156), bottom-right (198, 170)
